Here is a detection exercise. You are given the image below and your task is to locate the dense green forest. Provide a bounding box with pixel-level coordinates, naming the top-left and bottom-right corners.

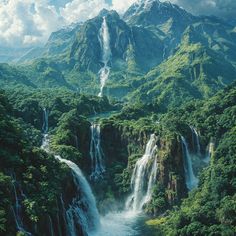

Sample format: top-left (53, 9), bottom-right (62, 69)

top-left (0, 0), bottom-right (235, 235)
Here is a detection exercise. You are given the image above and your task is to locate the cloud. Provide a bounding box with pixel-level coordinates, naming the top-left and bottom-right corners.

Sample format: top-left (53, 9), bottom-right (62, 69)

top-left (0, 0), bottom-right (65, 47)
top-left (60, 0), bottom-right (109, 24)
top-left (165, 0), bottom-right (236, 19)
top-left (0, 0), bottom-right (110, 47)
top-left (112, 0), bottom-right (236, 18)
top-left (0, 0), bottom-right (235, 47)
top-left (112, 0), bottom-right (136, 13)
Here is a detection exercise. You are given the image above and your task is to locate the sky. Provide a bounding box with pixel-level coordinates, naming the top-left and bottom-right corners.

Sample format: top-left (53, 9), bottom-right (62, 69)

top-left (0, 0), bottom-right (235, 48)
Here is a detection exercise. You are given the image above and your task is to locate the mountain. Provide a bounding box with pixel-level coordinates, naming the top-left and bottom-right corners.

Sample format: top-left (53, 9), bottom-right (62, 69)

top-left (0, 47), bottom-right (34, 63)
top-left (0, 63), bottom-right (36, 88)
top-left (0, 1), bottom-right (236, 235)
top-left (124, 0), bottom-right (195, 27)
top-left (128, 36), bottom-right (236, 109)
top-left (64, 9), bottom-right (164, 73)
top-left (123, 0), bottom-right (197, 56)
top-left (0, 0), bottom-right (235, 105)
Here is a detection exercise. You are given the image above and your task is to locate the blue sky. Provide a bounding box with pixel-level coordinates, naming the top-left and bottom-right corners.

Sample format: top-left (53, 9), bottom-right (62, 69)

top-left (0, 0), bottom-right (235, 48)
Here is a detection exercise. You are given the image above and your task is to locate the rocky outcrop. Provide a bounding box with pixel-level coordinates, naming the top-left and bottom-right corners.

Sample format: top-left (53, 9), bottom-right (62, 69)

top-left (98, 121), bottom-right (187, 215)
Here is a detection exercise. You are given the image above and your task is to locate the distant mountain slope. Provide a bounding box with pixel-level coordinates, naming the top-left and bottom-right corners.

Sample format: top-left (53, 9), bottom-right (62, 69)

top-left (0, 63), bottom-right (36, 88)
top-left (124, 0), bottom-right (195, 27)
top-left (0, 0), bottom-right (235, 106)
top-left (128, 32), bottom-right (236, 109)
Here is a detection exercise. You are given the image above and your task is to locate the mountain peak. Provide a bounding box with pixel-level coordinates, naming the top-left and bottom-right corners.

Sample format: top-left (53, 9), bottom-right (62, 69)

top-left (98, 9), bottom-right (119, 19)
top-left (123, 0), bottom-right (195, 26)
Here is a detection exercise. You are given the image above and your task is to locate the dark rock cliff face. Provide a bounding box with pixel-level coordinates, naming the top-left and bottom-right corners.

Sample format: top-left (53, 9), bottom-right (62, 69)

top-left (69, 9), bottom-right (163, 74)
top-left (156, 137), bottom-right (187, 207)
top-left (98, 122), bottom-right (187, 215)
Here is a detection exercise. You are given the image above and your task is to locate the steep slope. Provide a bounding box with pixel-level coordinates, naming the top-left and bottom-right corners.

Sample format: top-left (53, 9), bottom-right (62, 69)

top-left (124, 0), bottom-right (194, 27)
top-left (151, 84), bottom-right (236, 236)
top-left (0, 91), bottom-right (77, 235)
top-left (128, 27), bottom-right (236, 109)
top-left (0, 63), bottom-right (36, 88)
top-left (67, 9), bottom-right (164, 73)
top-left (1, 1), bottom-right (235, 102)
top-left (123, 0), bottom-right (196, 57)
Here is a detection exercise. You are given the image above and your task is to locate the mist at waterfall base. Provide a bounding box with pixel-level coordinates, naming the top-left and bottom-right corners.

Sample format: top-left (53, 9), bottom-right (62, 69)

top-left (41, 109), bottom-right (157, 236)
top-left (98, 16), bottom-right (111, 97)
top-left (95, 134), bottom-right (159, 236)
top-left (181, 136), bottom-right (199, 190)
top-left (126, 134), bottom-right (158, 212)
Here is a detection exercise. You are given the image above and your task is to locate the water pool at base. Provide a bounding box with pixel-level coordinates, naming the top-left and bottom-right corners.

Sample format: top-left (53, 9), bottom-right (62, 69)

top-left (94, 211), bottom-right (159, 236)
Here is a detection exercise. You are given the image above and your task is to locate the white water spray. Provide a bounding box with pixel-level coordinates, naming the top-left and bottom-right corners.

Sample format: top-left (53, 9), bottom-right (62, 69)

top-left (190, 126), bottom-right (201, 155)
top-left (41, 116), bottom-right (100, 235)
top-left (90, 123), bottom-right (105, 180)
top-left (204, 141), bottom-right (214, 163)
top-left (98, 16), bottom-right (111, 97)
top-left (42, 108), bottom-right (49, 134)
top-left (55, 156), bottom-right (101, 235)
top-left (181, 136), bottom-right (198, 190)
top-left (126, 134), bottom-right (158, 212)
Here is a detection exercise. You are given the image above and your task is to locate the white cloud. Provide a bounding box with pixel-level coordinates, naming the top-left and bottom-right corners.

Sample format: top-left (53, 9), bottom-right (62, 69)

top-left (0, 0), bottom-right (65, 47)
top-left (112, 0), bottom-right (136, 13)
top-left (60, 0), bottom-right (109, 24)
top-left (0, 0), bottom-right (235, 47)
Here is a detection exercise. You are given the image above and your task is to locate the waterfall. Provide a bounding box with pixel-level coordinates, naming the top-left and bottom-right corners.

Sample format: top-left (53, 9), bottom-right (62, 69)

top-left (98, 16), bottom-right (111, 97)
top-left (42, 108), bottom-right (49, 134)
top-left (204, 141), bottom-right (214, 163)
top-left (190, 126), bottom-right (201, 155)
top-left (48, 216), bottom-right (55, 236)
top-left (126, 134), bottom-right (158, 212)
top-left (55, 156), bottom-right (101, 235)
top-left (89, 123), bottom-right (105, 180)
top-left (181, 136), bottom-right (198, 190)
top-left (41, 122), bottom-right (100, 235)
top-left (11, 178), bottom-right (31, 235)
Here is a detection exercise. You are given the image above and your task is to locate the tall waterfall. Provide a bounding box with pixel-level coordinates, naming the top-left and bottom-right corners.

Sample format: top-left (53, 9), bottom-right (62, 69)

top-left (55, 156), bottom-right (100, 235)
top-left (98, 16), bottom-right (111, 97)
top-left (11, 178), bottom-right (31, 235)
top-left (204, 141), bottom-right (214, 163)
top-left (181, 137), bottom-right (198, 190)
top-left (190, 126), bottom-right (201, 155)
top-left (126, 134), bottom-right (158, 212)
top-left (42, 108), bottom-right (49, 134)
top-left (89, 124), bottom-right (105, 180)
top-left (41, 120), bottom-right (100, 235)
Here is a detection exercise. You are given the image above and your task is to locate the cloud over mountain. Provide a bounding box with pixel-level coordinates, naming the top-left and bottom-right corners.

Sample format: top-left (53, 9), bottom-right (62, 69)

top-left (0, 0), bottom-right (65, 47)
top-left (0, 0), bottom-right (235, 47)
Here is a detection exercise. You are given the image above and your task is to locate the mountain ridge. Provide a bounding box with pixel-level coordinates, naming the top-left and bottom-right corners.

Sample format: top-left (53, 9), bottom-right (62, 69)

top-left (0, 0), bottom-right (235, 106)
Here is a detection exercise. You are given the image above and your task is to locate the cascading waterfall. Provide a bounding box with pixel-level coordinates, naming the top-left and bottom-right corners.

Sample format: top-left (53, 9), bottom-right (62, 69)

top-left (190, 126), bottom-right (201, 155)
top-left (11, 178), bottom-right (31, 235)
top-left (181, 136), bottom-right (198, 190)
top-left (55, 156), bottom-right (100, 235)
top-left (41, 115), bottom-right (100, 236)
top-left (204, 141), bottom-right (214, 163)
top-left (42, 108), bottom-right (49, 134)
top-left (89, 123), bottom-right (105, 180)
top-left (126, 134), bottom-right (158, 212)
top-left (98, 16), bottom-right (111, 97)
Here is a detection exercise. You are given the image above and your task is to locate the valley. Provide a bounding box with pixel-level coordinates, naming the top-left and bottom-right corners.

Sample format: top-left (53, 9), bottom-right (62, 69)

top-left (0, 0), bottom-right (235, 235)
